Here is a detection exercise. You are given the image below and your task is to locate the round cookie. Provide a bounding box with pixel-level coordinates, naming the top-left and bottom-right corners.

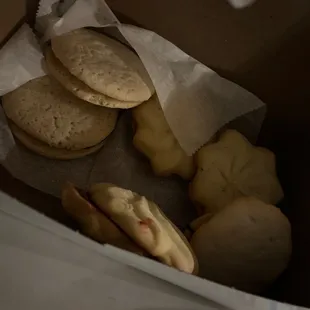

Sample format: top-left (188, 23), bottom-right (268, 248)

top-left (51, 28), bottom-right (154, 102)
top-left (190, 197), bottom-right (292, 293)
top-left (10, 122), bottom-right (104, 160)
top-left (45, 47), bottom-right (141, 109)
top-left (2, 76), bottom-right (118, 150)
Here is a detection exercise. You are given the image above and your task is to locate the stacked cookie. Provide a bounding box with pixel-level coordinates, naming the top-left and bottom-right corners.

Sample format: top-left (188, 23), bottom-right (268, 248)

top-left (2, 28), bottom-right (154, 159)
top-left (62, 182), bottom-right (198, 275)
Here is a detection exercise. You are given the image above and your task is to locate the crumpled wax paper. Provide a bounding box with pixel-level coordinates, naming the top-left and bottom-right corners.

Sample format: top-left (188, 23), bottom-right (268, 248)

top-left (0, 0), bottom-right (265, 229)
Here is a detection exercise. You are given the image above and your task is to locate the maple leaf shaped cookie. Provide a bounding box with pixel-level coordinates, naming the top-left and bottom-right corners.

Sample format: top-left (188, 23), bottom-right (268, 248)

top-left (189, 130), bottom-right (284, 215)
top-left (132, 96), bottom-right (195, 180)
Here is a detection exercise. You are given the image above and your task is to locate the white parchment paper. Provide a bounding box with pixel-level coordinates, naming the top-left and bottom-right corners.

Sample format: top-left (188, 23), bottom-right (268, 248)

top-left (0, 0), bottom-right (265, 229)
top-left (41, 0), bottom-right (266, 155)
top-left (0, 24), bottom-right (45, 95)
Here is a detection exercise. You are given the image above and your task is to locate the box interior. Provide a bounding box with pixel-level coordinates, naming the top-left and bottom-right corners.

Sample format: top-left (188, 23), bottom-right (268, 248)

top-left (2, 0), bottom-right (310, 307)
top-left (0, 0), bottom-right (25, 47)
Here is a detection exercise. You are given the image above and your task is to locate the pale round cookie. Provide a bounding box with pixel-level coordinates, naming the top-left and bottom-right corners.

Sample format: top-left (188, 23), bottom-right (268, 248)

top-left (10, 122), bottom-right (104, 160)
top-left (51, 28), bottom-right (154, 102)
top-left (190, 197), bottom-right (292, 293)
top-left (45, 47), bottom-right (142, 109)
top-left (2, 76), bottom-right (118, 150)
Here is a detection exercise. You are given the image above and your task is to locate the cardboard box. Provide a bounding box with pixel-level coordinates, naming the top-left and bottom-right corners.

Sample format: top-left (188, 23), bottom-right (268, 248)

top-left (2, 0), bottom-right (310, 308)
top-left (0, 0), bottom-right (25, 46)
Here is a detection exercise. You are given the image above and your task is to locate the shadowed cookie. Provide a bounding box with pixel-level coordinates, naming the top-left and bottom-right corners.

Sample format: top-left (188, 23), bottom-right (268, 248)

top-left (51, 28), bottom-right (154, 102)
top-left (45, 47), bottom-right (141, 109)
top-left (9, 122), bottom-right (105, 160)
top-left (190, 197), bottom-right (292, 293)
top-left (2, 76), bottom-right (118, 151)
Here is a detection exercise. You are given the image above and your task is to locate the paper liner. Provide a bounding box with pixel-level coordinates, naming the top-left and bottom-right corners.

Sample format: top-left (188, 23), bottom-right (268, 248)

top-left (40, 0), bottom-right (266, 154)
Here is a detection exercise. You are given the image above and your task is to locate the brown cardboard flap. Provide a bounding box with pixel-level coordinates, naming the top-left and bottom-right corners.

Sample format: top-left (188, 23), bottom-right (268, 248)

top-left (0, 1), bottom-right (25, 46)
top-left (26, 0), bottom-right (40, 26)
top-left (107, 0), bottom-right (310, 72)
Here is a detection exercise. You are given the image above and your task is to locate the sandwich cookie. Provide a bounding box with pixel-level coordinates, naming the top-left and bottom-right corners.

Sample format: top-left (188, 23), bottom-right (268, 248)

top-left (45, 47), bottom-right (141, 109)
top-left (9, 122), bottom-right (105, 160)
top-left (62, 182), bottom-right (146, 255)
top-left (2, 76), bottom-right (118, 158)
top-left (51, 28), bottom-right (155, 102)
top-left (88, 183), bottom-right (198, 274)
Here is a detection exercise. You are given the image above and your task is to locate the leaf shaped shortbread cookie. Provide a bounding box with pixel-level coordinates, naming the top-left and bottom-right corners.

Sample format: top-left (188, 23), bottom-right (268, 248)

top-left (132, 96), bottom-right (195, 180)
top-left (190, 130), bottom-right (284, 214)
